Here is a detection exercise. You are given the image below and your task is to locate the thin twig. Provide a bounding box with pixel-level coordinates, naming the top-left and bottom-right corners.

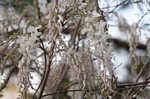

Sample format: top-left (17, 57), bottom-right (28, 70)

top-left (0, 54), bottom-right (22, 91)
top-left (0, 65), bottom-right (17, 91)
top-left (33, 0), bottom-right (41, 23)
top-left (136, 58), bottom-right (150, 82)
top-left (117, 80), bottom-right (150, 89)
top-left (70, 18), bottom-right (82, 48)
top-left (33, 39), bottom-right (48, 99)
top-left (42, 88), bottom-right (99, 97)
top-left (36, 34), bottom-right (58, 99)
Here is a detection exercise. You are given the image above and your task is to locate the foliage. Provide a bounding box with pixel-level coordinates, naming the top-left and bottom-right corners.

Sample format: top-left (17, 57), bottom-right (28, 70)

top-left (0, 0), bottom-right (150, 99)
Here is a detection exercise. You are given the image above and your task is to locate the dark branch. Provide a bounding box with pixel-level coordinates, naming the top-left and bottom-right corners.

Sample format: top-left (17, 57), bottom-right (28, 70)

top-left (108, 38), bottom-right (147, 51)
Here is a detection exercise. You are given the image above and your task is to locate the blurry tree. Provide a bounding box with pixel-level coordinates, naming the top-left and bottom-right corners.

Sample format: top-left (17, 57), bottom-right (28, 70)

top-left (0, 0), bottom-right (150, 99)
